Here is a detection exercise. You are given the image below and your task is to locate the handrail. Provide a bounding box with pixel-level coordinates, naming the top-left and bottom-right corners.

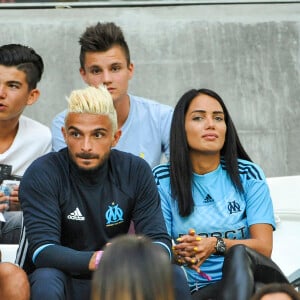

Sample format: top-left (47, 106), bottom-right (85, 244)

top-left (1, 0), bottom-right (300, 9)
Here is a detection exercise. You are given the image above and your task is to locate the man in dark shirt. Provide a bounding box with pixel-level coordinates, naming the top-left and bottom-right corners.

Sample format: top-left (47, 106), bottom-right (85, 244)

top-left (19, 86), bottom-right (177, 299)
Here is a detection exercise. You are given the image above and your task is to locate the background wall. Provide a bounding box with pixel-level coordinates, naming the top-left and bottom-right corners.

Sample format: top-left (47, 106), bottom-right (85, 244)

top-left (0, 2), bottom-right (299, 177)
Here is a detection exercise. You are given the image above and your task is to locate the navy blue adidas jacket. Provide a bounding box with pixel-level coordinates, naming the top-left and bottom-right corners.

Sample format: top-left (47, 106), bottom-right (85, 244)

top-left (20, 148), bottom-right (171, 277)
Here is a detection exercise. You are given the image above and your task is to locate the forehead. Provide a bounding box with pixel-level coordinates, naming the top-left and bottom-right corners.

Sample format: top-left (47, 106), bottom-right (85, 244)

top-left (261, 293), bottom-right (292, 300)
top-left (65, 113), bottom-right (112, 131)
top-left (0, 65), bottom-right (27, 83)
top-left (84, 45), bottom-right (127, 66)
top-left (188, 94), bottom-right (223, 112)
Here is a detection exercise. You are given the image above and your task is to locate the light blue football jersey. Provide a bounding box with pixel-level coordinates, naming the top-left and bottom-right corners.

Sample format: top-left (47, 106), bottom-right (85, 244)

top-left (153, 159), bottom-right (275, 291)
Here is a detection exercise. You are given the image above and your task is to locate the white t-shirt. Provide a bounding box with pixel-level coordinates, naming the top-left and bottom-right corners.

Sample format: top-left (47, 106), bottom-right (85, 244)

top-left (0, 115), bottom-right (52, 178)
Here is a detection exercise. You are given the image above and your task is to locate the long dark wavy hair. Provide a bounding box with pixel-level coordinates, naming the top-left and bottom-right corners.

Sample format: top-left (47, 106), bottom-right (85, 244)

top-left (170, 88), bottom-right (252, 217)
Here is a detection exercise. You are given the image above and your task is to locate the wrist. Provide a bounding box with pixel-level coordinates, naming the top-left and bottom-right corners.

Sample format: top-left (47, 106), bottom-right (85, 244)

top-left (95, 250), bottom-right (103, 269)
top-left (214, 237), bottom-right (226, 255)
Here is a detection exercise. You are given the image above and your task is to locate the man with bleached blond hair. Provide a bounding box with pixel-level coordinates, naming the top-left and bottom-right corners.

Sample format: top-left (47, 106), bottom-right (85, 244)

top-left (18, 86), bottom-right (174, 300)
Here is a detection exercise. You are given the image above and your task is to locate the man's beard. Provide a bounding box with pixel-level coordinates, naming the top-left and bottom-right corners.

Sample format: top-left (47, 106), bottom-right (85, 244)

top-left (75, 153), bottom-right (100, 160)
top-left (72, 151), bottom-right (110, 173)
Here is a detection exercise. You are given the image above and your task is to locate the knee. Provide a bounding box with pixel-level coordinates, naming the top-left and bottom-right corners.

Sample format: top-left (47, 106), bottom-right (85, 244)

top-left (30, 268), bottom-right (68, 300)
top-left (224, 244), bottom-right (254, 269)
top-left (0, 262), bottom-right (30, 300)
top-left (4, 211), bottom-right (23, 227)
top-left (227, 244), bottom-right (268, 264)
top-left (226, 244), bottom-right (248, 258)
top-left (172, 264), bottom-right (192, 300)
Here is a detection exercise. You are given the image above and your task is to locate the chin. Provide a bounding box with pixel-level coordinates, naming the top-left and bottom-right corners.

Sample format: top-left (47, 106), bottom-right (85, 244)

top-left (77, 163), bottom-right (99, 172)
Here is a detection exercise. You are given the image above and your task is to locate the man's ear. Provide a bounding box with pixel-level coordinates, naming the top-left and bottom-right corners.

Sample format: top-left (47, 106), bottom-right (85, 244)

top-left (61, 126), bottom-right (67, 141)
top-left (26, 89), bottom-right (40, 106)
top-left (112, 129), bottom-right (122, 147)
top-left (128, 62), bottom-right (134, 80)
top-left (79, 67), bottom-right (88, 84)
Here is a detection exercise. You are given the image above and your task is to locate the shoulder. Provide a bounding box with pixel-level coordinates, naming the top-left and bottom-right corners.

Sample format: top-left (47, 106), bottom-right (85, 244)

top-left (26, 149), bottom-right (67, 172)
top-left (110, 149), bottom-right (151, 171)
top-left (235, 159), bottom-right (266, 181)
top-left (129, 94), bottom-right (173, 113)
top-left (22, 150), bottom-right (69, 188)
top-left (21, 151), bottom-right (70, 197)
top-left (110, 149), bottom-right (149, 163)
top-left (109, 150), bottom-right (156, 190)
top-left (52, 109), bottom-right (67, 123)
top-left (20, 116), bottom-right (50, 133)
top-left (53, 109), bottom-right (67, 119)
top-left (19, 116), bottom-right (51, 141)
top-left (152, 164), bottom-right (170, 184)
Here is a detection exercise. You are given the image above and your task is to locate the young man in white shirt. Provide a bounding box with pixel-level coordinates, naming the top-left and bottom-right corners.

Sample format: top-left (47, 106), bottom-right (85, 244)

top-left (0, 44), bottom-right (51, 244)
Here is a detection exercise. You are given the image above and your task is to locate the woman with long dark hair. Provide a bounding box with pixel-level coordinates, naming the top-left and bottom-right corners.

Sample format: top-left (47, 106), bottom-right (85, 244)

top-left (153, 88), bottom-right (288, 300)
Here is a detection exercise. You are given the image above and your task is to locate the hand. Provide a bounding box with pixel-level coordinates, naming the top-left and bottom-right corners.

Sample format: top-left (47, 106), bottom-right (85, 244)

top-left (88, 243), bottom-right (111, 271)
top-left (0, 192), bottom-right (9, 212)
top-left (173, 228), bottom-right (216, 273)
top-left (9, 185), bottom-right (21, 211)
top-left (89, 251), bottom-right (99, 271)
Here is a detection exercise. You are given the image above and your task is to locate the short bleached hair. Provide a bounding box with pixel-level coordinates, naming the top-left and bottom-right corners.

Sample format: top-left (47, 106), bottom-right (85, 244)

top-left (66, 85), bottom-right (118, 134)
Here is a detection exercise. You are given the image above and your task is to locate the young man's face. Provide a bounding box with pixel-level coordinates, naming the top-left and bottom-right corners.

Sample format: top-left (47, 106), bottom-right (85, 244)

top-left (79, 45), bottom-right (134, 105)
top-left (62, 113), bottom-right (121, 171)
top-left (0, 65), bottom-right (39, 122)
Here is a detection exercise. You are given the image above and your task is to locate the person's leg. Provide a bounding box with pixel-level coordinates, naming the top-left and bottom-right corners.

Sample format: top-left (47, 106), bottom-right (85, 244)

top-left (218, 244), bottom-right (254, 300)
top-left (70, 278), bottom-right (91, 300)
top-left (218, 244), bottom-right (289, 300)
top-left (244, 246), bottom-right (288, 284)
top-left (0, 262), bottom-right (30, 300)
top-left (29, 268), bottom-right (70, 300)
top-left (0, 211), bottom-right (22, 244)
top-left (172, 264), bottom-right (192, 300)
top-left (191, 282), bottom-right (222, 300)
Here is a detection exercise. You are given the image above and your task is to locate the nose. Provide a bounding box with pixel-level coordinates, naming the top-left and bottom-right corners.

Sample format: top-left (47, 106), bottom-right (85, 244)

top-left (102, 70), bottom-right (112, 84)
top-left (0, 84), bottom-right (6, 98)
top-left (205, 116), bottom-right (215, 129)
top-left (81, 137), bottom-right (92, 152)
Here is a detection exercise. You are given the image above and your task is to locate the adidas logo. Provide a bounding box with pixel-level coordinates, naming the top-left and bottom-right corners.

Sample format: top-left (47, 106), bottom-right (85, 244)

top-left (67, 207), bottom-right (85, 221)
top-left (204, 194), bottom-right (214, 203)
